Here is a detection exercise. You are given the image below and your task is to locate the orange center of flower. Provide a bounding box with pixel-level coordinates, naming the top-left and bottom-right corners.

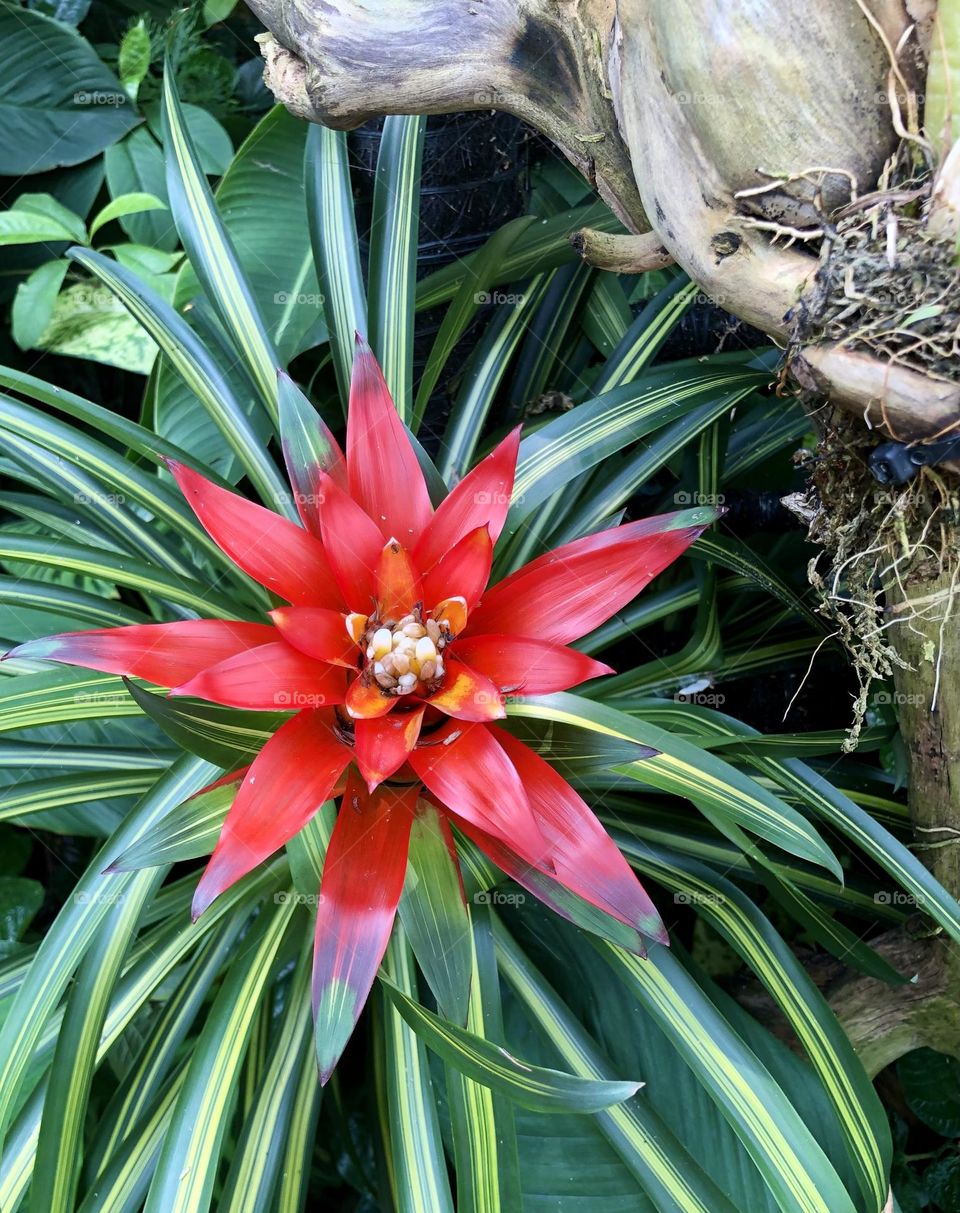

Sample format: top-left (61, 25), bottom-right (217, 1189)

top-left (346, 597), bottom-right (467, 698)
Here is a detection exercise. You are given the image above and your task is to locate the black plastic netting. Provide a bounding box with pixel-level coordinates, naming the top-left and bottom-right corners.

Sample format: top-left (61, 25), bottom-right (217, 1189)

top-left (349, 111), bottom-right (532, 441)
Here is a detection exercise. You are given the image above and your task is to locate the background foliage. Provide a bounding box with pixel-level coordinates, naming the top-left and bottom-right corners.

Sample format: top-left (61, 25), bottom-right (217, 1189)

top-left (0, 3), bottom-right (958, 1210)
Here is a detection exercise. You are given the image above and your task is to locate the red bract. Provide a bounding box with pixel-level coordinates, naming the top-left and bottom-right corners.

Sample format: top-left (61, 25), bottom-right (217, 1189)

top-left (6, 337), bottom-right (717, 1081)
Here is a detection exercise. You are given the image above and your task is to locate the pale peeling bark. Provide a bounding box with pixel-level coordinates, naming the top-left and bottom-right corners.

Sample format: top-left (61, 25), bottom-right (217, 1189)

top-left (246, 0), bottom-right (955, 443)
top-left (249, 0), bottom-right (646, 232)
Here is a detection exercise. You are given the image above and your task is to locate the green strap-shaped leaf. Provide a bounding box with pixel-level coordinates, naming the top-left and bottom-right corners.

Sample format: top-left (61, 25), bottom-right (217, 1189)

top-left (75, 1067), bottom-right (188, 1213)
top-left (68, 246), bottom-right (289, 514)
top-left (29, 866), bottom-right (163, 1213)
top-left (398, 800), bottom-right (473, 1026)
top-left (493, 915), bottom-right (739, 1213)
top-left (380, 928), bottom-right (456, 1213)
top-left (0, 391), bottom-right (265, 596)
top-left (367, 115), bottom-right (426, 425)
top-left (438, 274), bottom-right (550, 482)
top-left (504, 366), bottom-right (762, 539)
top-left (87, 921), bottom-right (241, 1179)
top-left (445, 908), bottom-right (521, 1213)
top-left (0, 755), bottom-right (216, 1153)
top-left (590, 276), bottom-right (697, 395)
top-left (161, 69), bottom-right (280, 419)
top-left (0, 771), bottom-right (157, 824)
top-left (0, 669), bottom-right (142, 734)
top-left (0, 533), bottom-right (241, 620)
top-left (624, 846), bottom-right (890, 1211)
top-left (415, 199), bottom-right (621, 311)
top-left (381, 976), bottom-right (642, 1114)
top-left (125, 680), bottom-right (283, 768)
top-left (305, 124), bottom-right (368, 407)
top-left (111, 774), bottom-right (242, 870)
top-left (413, 216), bottom-right (536, 430)
top-left (0, 575), bottom-right (148, 629)
top-left (144, 896), bottom-right (296, 1213)
top-left (507, 694), bottom-right (843, 879)
top-left (598, 943), bottom-right (857, 1213)
top-left (219, 940), bottom-right (314, 1211)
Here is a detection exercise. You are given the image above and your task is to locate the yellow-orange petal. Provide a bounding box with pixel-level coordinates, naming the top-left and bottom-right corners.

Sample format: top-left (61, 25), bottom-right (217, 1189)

top-left (345, 675), bottom-right (397, 719)
top-left (424, 658), bottom-right (505, 722)
top-left (375, 539), bottom-right (421, 620)
top-left (431, 595), bottom-right (468, 636)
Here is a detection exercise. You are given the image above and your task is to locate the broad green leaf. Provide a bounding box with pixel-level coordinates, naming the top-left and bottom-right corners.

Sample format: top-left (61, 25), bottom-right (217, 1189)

top-left (105, 128), bottom-right (178, 252)
top-left (11, 260), bottom-right (68, 350)
top-left (898, 1049), bottom-right (960, 1136)
top-left (37, 278), bottom-right (161, 375)
top-left (0, 7), bottom-right (137, 173)
top-left (0, 195), bottom-right (86, 246)
top-left (381, 978), bottom-right (641, 1114)
top-left (367, 115), bottom-right (426, 425)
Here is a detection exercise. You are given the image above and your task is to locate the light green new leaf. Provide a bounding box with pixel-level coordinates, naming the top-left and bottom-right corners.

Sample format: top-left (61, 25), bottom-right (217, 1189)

top-left (90, 193), bottom-right (167, 239)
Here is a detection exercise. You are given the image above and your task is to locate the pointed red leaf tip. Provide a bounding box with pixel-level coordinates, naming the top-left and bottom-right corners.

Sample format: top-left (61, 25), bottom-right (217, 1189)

top-left (453, 634), bottom-right (614, 695)
top-left (355, 708), bottom-right (424, 791)
top-left (277, 368), bottom-right (347, 537)
top-left (467, 509), bottom-right (717, 645)
top-left (269, 607), bottom-right (359, 668)
top-left (315, 470), bottom-right (385, 607)
top-left (312, 772), bottom-right (417, 1083)
top-left (191, 709), bottom-right (350, 920)
top-left (408, 720), bottom-right (551, 867)
top-left (414, 426), bottom-right (521, 572)
top-left (495, 729), bottom-right (668, 944)
top-left (347, 335), bottom-right (432, 545)
top-left (3, 620), bottom-right (276, 686)
top-left (419, 524), bottom-right (493, 615)
top-left (165, 459), bottom-right (344, 609)
top-left (170, 640), bottom-right (347, 711)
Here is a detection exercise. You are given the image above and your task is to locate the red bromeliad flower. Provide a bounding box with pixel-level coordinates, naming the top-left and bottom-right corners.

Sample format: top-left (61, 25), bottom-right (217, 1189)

top-left (7, 339), bottom-right (716, 1079)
